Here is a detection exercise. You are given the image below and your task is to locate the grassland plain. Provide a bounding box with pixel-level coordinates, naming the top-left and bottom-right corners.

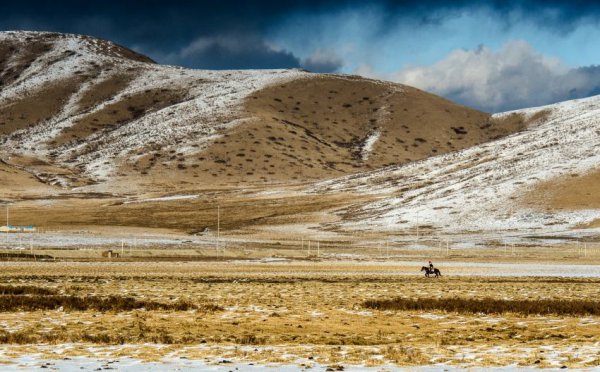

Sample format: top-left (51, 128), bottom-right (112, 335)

top-left (0, 261), bottom-right (599, 369)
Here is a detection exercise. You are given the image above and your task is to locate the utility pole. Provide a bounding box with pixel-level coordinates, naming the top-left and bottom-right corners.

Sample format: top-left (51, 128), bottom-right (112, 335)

top-left (216, 205), bottom-right (220, 257)
top-left (416, 211), bottom-right (419, 241)
top-left (5, 206), bottom-right (8, 247)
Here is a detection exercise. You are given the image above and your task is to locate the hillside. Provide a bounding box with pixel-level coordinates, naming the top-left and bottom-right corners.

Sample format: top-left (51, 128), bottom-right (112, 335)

top-left (315, 95), bottom-right (600, 238)
top-left (3, 31), bottom-right (594, 243)
top-left (0, 31), bottom-right (526, 196)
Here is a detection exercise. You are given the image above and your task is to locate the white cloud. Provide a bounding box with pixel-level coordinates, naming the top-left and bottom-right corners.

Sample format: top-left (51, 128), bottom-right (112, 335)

top-left (358, 41), bottom-right (600, 112)
top-left (301, 48), bottom-right (343, 72)
top-left (158, 34), bottom-right (302, 70)
top-left (155, 35), bottom-right (340, 72)
top-left (180, 35), bottom-right (275, 57)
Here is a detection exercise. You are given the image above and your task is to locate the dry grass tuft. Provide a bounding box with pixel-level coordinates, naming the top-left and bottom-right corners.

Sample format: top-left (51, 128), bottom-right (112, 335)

top-left (363, 297), bottom-right (600, 316)
top-left (0, 285), bottom-right (57, 296)
top-left (0, 294), bottom-right (209, 312)
top-left (237, 334), bottom-right (266, 345)
top-left (383, 345), bottom-right (428, 364)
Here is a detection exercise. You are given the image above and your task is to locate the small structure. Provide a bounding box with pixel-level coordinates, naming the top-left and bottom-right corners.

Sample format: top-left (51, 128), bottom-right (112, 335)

top-left (0, 225), bottom-right (37, 233)
top-left (101, 250), bottom-right (120, 258)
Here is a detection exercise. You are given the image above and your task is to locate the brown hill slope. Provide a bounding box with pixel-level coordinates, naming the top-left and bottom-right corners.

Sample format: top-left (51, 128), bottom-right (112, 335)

top-left (0, 31), bottom-right (524, 195)
top-left (124, 76), bottom-right (525, 187)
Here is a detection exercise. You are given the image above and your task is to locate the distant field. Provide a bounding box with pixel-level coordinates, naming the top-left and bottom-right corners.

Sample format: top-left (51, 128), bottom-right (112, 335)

top-left (2, 228), bottom-right (600, 265)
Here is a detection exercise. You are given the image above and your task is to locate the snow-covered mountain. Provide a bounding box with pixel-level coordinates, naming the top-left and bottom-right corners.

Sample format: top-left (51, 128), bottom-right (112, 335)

top-left (0, 31), bottom-right (519, 194)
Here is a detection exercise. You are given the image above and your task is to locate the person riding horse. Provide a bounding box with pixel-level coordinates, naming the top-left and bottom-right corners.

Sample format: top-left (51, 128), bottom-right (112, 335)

top-left (421, 261), bottom-right (442, 278)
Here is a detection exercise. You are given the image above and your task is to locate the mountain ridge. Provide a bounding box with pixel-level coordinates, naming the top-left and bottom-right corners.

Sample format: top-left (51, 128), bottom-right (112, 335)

top-left (0, 31), bottom-right (525, 195)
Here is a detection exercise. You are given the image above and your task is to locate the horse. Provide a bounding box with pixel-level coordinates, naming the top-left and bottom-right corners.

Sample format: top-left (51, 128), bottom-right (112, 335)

top-left (421, 266), bottom-right (442, 278)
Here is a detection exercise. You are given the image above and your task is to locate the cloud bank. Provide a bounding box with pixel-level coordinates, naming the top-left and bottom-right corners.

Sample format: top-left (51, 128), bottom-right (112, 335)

top-left (365, 41), bottom-right (600, 112)
top-left (160, 35), bottom-right (342, 72)
top-left (166, 35), bottom-right (301, 70)
top-left (3, 1), bottom-right (600, 110)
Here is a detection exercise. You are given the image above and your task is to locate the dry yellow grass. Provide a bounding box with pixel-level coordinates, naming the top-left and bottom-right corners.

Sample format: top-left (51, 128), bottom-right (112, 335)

top-left (5, 190), bottom-right (374, 235)
top-left (224, 75), bottom-right (522, 183)
top-left (0, 262), bottom-right (597, 368)
top-left (0, 161), bottom-right (58, 197)
top-left (524, 169), bottom-right (600, 212)
top-left (521, 167), bottom-right (600, 229)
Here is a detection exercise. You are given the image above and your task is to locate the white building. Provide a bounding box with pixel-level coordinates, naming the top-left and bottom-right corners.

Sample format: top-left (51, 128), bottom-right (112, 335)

top-left (0, 225), bottom-right (37, 233)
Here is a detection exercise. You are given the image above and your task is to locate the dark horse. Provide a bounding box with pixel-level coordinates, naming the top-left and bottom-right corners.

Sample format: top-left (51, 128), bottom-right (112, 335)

top-left (421, 266), bottom-right (442, 278)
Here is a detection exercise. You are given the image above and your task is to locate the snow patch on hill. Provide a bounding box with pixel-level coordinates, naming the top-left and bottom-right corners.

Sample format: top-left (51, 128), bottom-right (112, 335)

top-left (361, 130), bottom-right (381, 161)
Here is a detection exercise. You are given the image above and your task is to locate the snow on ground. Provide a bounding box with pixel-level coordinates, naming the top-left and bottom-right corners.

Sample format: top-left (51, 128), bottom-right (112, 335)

top-left (314, 94), bottom-right (600, 234)
top-left (381, 227), bottom-right (600, 248)
top-left (171, 259), bottom-right (600, 278)
top-left (123, 194), bottom-right (199, 204)
top-left (421, 260), bottom-right (600, 277)
top-left (343, 259), bottom-right (600, 277)
top-left (0, 231), bottom-right (209, 248)
top-left (361, 130), bottom-right (381, 161)
top-left (3, 345), bottom-right (600, 371)
top-left (5, 357), bottom-right (593, 371)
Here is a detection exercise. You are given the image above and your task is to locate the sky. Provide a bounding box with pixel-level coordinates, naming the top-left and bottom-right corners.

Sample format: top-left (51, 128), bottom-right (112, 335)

top-left (2, 0), bottom-right (600, 112)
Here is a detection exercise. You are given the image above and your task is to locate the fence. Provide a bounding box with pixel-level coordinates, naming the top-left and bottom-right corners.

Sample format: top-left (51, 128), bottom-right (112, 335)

top-left (1, 229), bottom-right (600, 261)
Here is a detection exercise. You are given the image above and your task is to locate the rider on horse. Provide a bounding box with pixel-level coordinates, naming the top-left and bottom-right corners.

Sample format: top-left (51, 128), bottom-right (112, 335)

top-left (422, 261), bottom-right (442, 277)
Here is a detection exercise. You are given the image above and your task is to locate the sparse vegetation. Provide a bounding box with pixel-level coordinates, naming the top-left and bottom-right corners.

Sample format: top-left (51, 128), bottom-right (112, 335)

top-left (0, 285), bottom-right (57, 296)
top-left (0, 264), bottom-right (595, 367)
top-left (0, 294), bottom-right (201, 312)
top-left (364, 297), bottom-right (600, 316)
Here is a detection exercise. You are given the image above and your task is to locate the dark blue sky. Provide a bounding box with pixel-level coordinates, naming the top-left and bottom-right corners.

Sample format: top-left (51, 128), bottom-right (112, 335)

top-left (2, 0), bottom-right (600, 112)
